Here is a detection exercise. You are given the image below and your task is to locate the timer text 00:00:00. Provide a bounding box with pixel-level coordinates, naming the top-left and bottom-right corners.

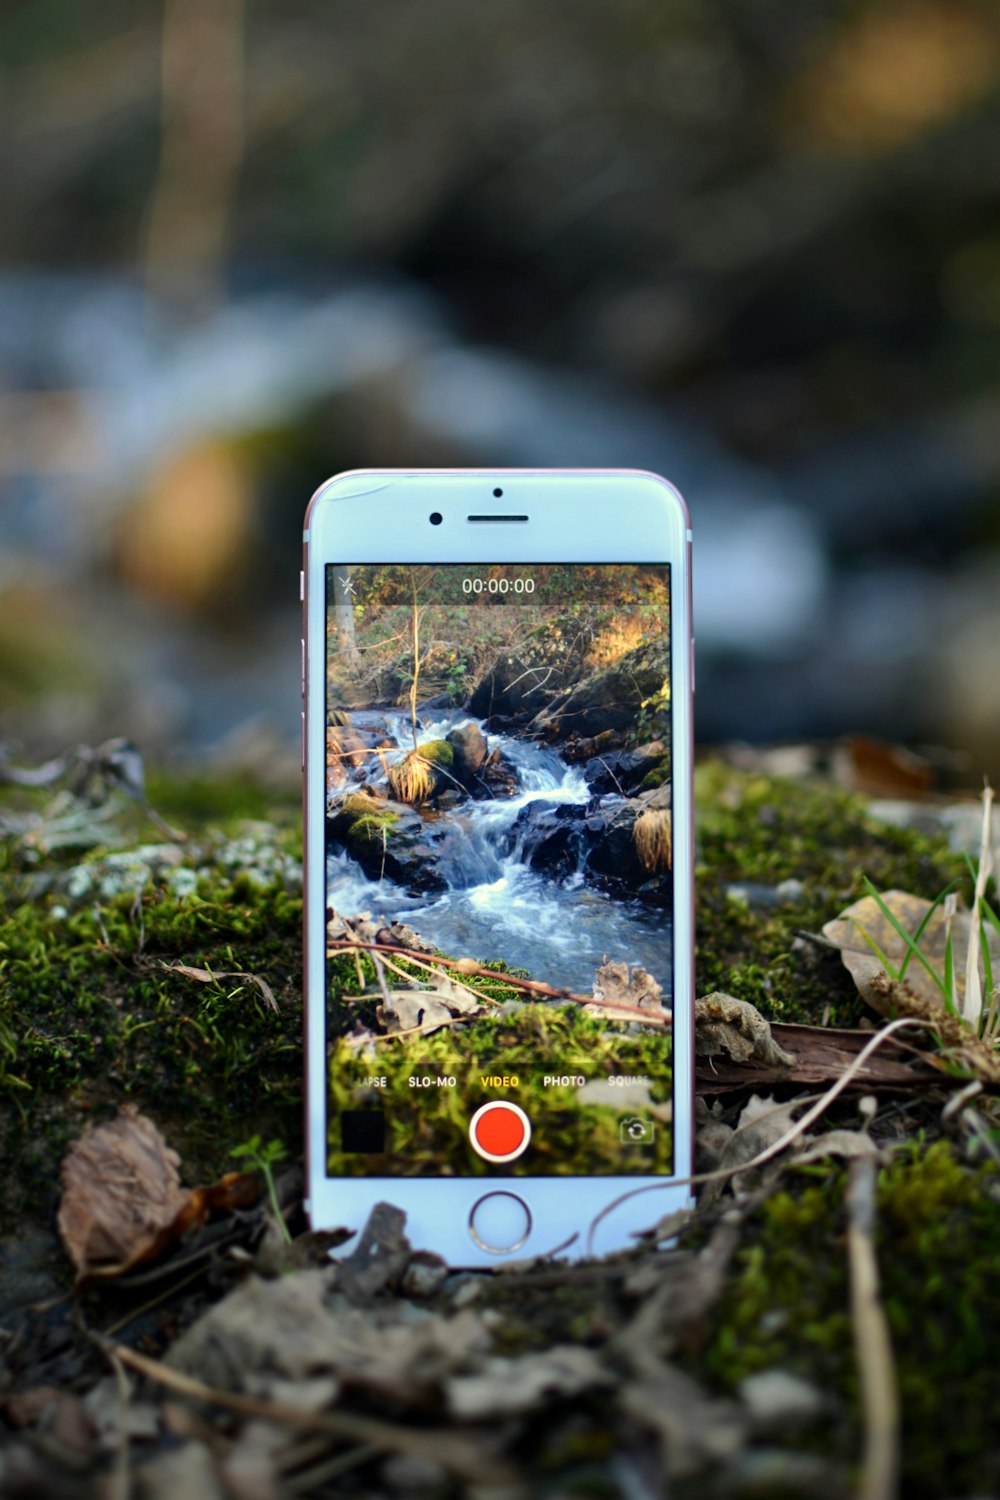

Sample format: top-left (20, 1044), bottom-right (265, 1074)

top-left (461, 577), bottom-right (535, 595)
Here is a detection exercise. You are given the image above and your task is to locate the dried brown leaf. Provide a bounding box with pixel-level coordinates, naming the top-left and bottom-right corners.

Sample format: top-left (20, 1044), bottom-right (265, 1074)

top-left (695, 992), bottom-right (796, 1069)
top-left (589, 960), bottom-right (667, 1020)
top-left (58, 1106), bottom-right (191, 1281)
top-left (832, 736), bottom-right (933, 798)
top-left (378, 974), bottom-right (484, 1035)
top-left (57, 1106), bottom-right (257, 1283)
top-left (792, 1129), bottom-right (880, 1166)
top-left (166, 1268), bottom-right (491, 1405)
top-left (699, 1096), bottom-right (804, 1208)
top-left (378, 991), bottom-right (458, 1035)
top-left (447, 1346), bottom-right (609, 1420)
top-left (823, 889), bottom-right (999, 1013)
top-left (621, 1361), bottom-right (747, 1479)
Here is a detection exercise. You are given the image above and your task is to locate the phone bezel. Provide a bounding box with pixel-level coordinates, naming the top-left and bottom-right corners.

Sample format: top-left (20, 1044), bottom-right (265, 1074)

top-left (303, 469), bottom-right (694, 1265)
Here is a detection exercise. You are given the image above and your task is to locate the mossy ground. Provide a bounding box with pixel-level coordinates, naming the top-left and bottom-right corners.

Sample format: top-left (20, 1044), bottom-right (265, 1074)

top-left (697, 1142), bottom-right (1000, 1497)
top-left (2, 757), bottom-right (996, 1494)
top-left (0, 773), bottom-right (305, 1231)
top-left (693, 761), bottom-right (965, 1024)
top-left (0, 757), bottom-right (969, 1226)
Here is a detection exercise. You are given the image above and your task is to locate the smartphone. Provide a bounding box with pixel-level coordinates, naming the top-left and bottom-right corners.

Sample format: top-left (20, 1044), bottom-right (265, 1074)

top-left (302, 470), bottom-right (693, 1265)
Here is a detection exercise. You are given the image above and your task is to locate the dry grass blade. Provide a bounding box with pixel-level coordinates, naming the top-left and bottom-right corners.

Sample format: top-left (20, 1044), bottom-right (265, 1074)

top-left (633, 807), bottom-right (672, 872)
top-left (963, 782), bottom-right (994, 1028)
top-left (386, 753), bottom-right (435, 805)
top-left (108, 1343), bottom-right (516, 1487)
top-left (846, 1155), bottom-right (899, 1500)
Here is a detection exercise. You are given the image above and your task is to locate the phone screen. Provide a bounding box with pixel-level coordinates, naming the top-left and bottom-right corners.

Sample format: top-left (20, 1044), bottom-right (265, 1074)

top-left (323, 563), bottom-right (673, 1179)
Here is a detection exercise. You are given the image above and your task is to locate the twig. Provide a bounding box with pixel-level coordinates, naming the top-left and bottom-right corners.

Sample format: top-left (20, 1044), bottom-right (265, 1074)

top-left (590, 754), bottom-right (627, 798)
top-left (366, 946), bottom-right (501, 1008)
top-left (370, 949), bottom-right (392, 1009)
top-left (846, 1154), bottom-right (899, 1500)
top-left (106, 1341), bottom-right (513, 1486)
top-left (284, 1441), bottom-right (383, 1492)
top-left (328, 938), bottom-right (672, 1026)
top-left (106, 1347), bottom-right (133, 1500)
top-left (99, 1262), bottom-right (216, 1340)
top-left (586, 1017), bottom-right (932, 1253)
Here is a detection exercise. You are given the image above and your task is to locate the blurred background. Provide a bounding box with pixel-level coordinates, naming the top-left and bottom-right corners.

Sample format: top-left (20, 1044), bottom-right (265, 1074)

top-left (2, 0), bottom-right (999, 780)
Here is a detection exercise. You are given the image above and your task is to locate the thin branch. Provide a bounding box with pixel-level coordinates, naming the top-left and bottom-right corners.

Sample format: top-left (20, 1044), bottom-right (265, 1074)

top-left (847, 1154), bottom-right (899, 1500)
top-left (106, 1342), bottom-right (511, 1486)
top-left (586, 1017), bottom-right (933, 1253)
top-left (371, 947), bottom-right (498, 1008)
top-left (327, 938), bottom-right (672, 1026)
top-left (106, 1347), bottom-right (133, 1500)
top-left (369, 949), bottom-right (392, 1009)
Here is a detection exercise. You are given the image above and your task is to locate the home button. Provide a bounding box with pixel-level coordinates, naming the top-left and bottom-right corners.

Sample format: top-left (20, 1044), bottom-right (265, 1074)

top-left (468, 1191), bottom-right (532, 1254)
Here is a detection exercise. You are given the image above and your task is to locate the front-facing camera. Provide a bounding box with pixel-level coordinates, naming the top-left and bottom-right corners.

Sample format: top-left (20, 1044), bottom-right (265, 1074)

top-left (429, 512), bottom-right (443, 525)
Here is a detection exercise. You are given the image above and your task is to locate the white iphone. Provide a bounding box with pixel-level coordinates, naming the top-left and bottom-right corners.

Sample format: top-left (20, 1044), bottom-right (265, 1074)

top-left (302, 470), bottom-right (693, 1265)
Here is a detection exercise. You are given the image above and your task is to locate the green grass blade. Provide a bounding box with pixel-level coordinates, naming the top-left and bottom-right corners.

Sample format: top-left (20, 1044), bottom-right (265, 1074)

top-left (981, 912), bottom-right (994, 997)
top-left (978, 898), bottom-right (1000, 942)
top-left (861, 876), bottom-right (950, 1001)
top-left (896, 877), bottom-right (961, 980)
top-left (943, 929), bottom-right (956, 1016)
top-left (979, 901), bottom-right (1000, 1018)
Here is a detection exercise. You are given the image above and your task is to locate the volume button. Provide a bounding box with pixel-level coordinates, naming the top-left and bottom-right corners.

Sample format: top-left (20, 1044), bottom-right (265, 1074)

top-left (300, 638), bottom-right (305, 698)
top-left (300, 711), bottom-right (305, 771)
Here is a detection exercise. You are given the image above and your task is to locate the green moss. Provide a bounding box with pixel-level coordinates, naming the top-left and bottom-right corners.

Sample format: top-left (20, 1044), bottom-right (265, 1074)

top-left (700, 1143), bottom-right (1000, 1497)
top-left (144, 770), bottom-right (289, 827)
top-left (347, 808), bottom-right (399, 843)
top-left (639, 753), bottom-right (671, 790)
top-left (418, 739), bottom-right (455, 768)
top-left (693, 762), bottom-right (964, 1023)
top-left (0, 822), bottom-right (305, 1228)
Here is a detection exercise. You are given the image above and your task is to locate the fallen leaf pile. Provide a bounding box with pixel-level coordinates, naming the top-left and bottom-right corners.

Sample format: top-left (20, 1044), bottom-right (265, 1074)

top-left (8, 1194), bottom-right (849, 1498)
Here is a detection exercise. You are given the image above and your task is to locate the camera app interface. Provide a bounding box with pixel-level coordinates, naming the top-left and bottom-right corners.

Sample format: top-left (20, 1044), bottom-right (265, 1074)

top-left (324, 564), bottom-right (673, 1178)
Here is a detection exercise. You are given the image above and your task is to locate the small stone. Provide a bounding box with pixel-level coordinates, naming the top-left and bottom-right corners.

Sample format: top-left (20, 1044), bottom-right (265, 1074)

top-left (401, 1252), bottom-right (449, 1297)
top-left (382, 1454), bottom-right (448, 1490)
top-left (715, 1447), bottom-right (845, 1496)
top-left (725, 882), bottom-right (783, 910)
top-left (738, 1369), bottom-right (824, 1431)
top-left (451, 1276), bottom-right (483, 1307)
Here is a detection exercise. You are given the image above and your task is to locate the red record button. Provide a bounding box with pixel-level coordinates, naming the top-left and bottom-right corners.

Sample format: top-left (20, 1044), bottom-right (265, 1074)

top-left (469, 1101), bottom-right (531, 1163)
